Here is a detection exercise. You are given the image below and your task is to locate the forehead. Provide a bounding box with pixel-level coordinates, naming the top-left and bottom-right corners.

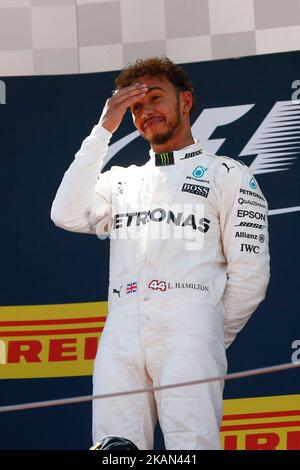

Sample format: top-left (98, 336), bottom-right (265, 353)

top-left (131, 75), bottom-right (173, 91)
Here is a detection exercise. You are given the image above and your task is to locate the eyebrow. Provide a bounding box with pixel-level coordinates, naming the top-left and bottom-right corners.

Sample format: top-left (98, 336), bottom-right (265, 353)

top-left (146, 86), bottom-right (165, 93)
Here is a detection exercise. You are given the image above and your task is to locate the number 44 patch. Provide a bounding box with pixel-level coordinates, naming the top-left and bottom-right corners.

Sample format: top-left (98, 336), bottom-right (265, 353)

top-left (148, 280), bottom-right (167, 291)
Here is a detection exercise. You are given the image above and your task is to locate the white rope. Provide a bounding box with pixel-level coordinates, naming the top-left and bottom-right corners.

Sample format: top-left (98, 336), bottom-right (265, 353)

top-left (0, 360), bottom-right (299, 414)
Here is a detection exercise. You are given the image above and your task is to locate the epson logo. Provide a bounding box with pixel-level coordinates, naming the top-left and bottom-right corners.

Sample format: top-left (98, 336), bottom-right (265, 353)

top-left (237, 210), bottom-right (266, 221)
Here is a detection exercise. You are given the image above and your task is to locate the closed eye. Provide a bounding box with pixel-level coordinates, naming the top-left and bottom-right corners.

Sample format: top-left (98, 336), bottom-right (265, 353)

top-left (131, 103), bottom-right (141, 112)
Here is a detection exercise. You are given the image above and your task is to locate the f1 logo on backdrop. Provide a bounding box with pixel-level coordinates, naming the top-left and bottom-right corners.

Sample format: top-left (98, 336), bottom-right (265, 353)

top-left (104, 100), bottom-right (300, 217)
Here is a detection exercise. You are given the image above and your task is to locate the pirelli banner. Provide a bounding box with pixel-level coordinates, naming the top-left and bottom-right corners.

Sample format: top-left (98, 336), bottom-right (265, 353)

top-left (0, 50), bottom-right (299, 450)
top-left (221, 395), bottom-right (300, 450)
top-left (0, 302), bottom-right (105, 379)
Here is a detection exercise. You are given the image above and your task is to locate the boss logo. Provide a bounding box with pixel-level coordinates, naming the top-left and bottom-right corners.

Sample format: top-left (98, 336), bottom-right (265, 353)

top-left (181, 183), bottom-right (210, 198)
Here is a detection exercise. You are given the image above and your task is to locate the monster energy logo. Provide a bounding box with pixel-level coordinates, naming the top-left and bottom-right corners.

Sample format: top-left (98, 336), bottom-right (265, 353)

top-left (154, 152), bottom-right (175, 166)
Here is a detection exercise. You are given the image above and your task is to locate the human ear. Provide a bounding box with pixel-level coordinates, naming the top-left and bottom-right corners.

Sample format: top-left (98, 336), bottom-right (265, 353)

top-left (181, 91), bottom-right (193, 113)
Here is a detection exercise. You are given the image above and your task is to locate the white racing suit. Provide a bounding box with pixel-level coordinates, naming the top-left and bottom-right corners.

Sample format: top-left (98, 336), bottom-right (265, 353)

top-left (51, 125), bottom-right (270, 450)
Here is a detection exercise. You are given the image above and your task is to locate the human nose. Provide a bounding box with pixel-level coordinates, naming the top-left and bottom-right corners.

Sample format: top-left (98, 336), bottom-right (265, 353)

top-left (141, 99), bottom-right (155, 118)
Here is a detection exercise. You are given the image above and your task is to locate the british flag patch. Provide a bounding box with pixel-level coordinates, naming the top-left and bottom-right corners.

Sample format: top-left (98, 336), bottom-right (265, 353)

top-left (126, 282), bottom-right (138, 294)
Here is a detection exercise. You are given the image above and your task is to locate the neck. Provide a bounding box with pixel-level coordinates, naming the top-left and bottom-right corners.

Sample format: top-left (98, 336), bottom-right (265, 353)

top-left (151, 128), bottom-right (195, 153)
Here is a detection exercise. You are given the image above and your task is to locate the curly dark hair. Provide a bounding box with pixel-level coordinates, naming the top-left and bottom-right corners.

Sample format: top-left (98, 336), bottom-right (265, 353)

top-left (115, 56), bottom-right (196, 115)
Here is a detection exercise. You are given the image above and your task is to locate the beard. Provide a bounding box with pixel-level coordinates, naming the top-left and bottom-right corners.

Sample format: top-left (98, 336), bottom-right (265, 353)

top-left (141, 97), bottom-right (182, 146)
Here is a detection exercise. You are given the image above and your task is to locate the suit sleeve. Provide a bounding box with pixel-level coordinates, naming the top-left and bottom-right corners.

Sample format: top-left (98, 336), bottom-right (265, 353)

top-left (218, 162), bottom-right (270, 349)
top-left (50, 125), bottom-right (112, 236)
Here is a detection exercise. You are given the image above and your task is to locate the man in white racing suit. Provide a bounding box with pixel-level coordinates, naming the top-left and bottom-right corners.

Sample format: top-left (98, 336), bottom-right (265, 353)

top-left (51, 57), bottom-right (270, 450)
